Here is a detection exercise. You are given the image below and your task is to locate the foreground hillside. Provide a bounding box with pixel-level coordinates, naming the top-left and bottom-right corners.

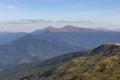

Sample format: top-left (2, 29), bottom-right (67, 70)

top-left (0, 43), bottom-right (120, 80)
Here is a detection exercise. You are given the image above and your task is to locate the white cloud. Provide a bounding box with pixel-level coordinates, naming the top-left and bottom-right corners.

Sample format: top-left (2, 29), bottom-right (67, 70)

top-left (4, 5), bottom-right (17, 9)
top-left (0, 4), bottom-right (17, 9)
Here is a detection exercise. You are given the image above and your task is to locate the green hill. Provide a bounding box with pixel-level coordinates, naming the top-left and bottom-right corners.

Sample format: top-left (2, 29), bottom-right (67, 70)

top-left (0, 43), bottom-right (120, 80)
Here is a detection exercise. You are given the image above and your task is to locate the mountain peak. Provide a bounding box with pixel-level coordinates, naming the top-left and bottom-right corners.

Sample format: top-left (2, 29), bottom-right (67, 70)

top-left (60, 25), bottom-right (80, 31)
top-left (32, 26), bottom-right (55, 34)
top-left (62, 25), bottom-right (80, 29)
top-left (47, 25), bottom-right (81, 32)
top-left (45, 26), bottom-right (55, 30)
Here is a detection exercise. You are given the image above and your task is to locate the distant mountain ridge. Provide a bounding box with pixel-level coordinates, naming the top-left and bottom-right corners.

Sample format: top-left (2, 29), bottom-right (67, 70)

top-left (32, 25), bottom-right (120, 48)
top-left (0, 32), bottom-right (27, 45)
top-left (32, 25), bottom-right (106, 34)
top-left (47, 25), bottom-right (82, 32)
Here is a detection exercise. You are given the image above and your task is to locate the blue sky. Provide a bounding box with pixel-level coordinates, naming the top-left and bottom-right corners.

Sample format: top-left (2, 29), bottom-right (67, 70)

top-left (0, 0), bottom-right (120, 32)
top-left (0, 0), bottom-right (120, 23)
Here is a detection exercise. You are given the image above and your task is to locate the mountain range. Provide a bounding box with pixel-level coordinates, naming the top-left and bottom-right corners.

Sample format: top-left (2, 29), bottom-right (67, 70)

top-left (32, 25), bottom-right (120, 48)
top-left (0, 25), bottom-right (120, 71)
top-left (0, 35), bottom-right (80, 70)
top-left (0, 43), bottom-right (119, 80)
top-left (0, 32), bottom-right (26, 45)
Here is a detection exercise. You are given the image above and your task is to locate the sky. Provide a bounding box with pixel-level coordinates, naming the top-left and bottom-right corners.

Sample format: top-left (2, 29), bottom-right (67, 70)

top-left (0, 0), bottom-right (120, 32)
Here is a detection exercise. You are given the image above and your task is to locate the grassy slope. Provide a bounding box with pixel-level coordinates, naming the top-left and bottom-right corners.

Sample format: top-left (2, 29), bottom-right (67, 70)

top-left (0, 50), bottom-right (90, 80)
top-left (32, 55), bottom-right (120, 80)
top-left (19, 44), bottom-right (120, 80)
top-left (1, 43), bottom-right (120, 80)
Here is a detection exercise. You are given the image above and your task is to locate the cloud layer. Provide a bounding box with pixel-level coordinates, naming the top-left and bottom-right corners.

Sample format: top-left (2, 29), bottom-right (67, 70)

top-left (0, 20), bottom-right (120, 32)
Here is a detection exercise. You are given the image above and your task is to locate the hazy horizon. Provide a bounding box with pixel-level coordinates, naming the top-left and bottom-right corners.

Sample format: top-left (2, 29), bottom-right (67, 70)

top-left (0, 0), bottom-right (120, 32)
top-left (0, 20), bottom-right (120, 32)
